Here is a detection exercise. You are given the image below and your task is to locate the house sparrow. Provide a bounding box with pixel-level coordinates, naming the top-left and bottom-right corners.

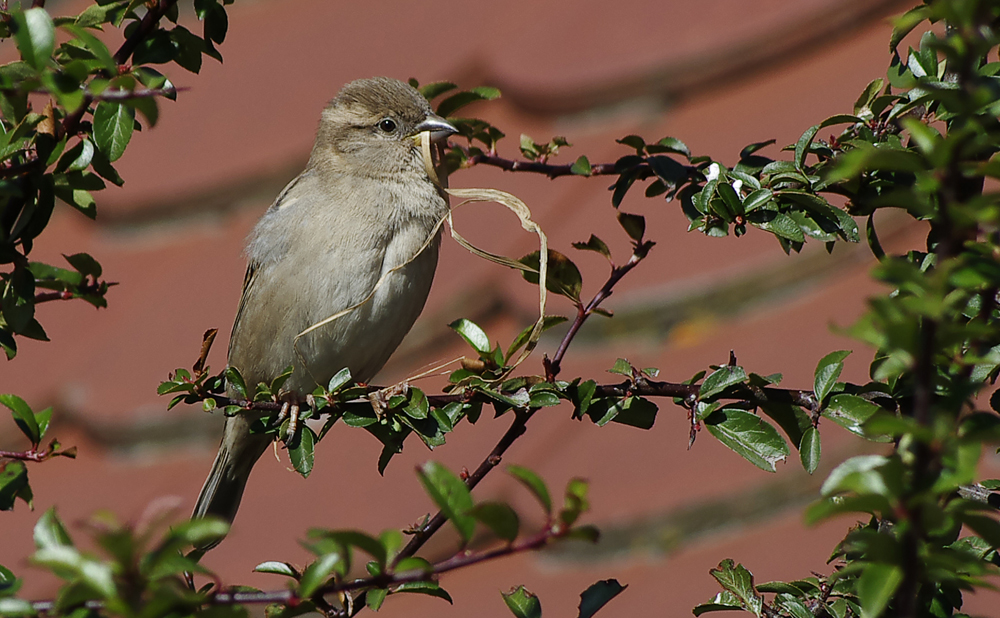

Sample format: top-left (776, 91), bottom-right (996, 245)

top-left (192, 77), bottom-right (456, 542)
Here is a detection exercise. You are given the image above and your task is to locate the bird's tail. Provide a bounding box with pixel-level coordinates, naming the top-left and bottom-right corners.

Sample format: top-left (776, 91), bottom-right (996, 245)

top-left (192, 414), bottom-right (271, 549)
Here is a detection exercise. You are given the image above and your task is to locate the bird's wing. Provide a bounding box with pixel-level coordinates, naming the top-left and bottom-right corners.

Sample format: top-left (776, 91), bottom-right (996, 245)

top-left (228, 172), bottom-right (309, 359)
top-left (228, 261), bottom-right (258, 359)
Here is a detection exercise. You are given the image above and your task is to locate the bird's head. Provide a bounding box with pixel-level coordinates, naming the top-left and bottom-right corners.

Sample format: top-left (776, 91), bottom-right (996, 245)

top-left (312, 77), bottom-right (457, 179)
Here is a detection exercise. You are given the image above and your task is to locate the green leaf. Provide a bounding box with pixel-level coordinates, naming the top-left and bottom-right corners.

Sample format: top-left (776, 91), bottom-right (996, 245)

top-left (169, 25), bottom-right (204, 73)
top-left (653, 136), bottom-right (690, 157)
top-left (616, 135), bottom-right (645, 154)
top-left (404, 388), bottom-right (429, 420)
top-left (572, 234), bottom-right (612, 261)
top-left (505, 315), bottom-right (567, 362)
top-left (469, 502), bottom-right (519, 542)
top-left (418, 81), bottom-right (457, 101)
top-left (823, 394), bottom-right (884, 440)
top-left (890, 6), bottom-right (929, 51)
top-left (774, 593), bottom-right (813, 618)
top-left (58, 138), bottom-right (95, 173)
top-left (416, 461), bottom-right (475, 543)
top-left (814, 350), bottom-right (851, 403)
top-left (33, 508), bottom-right (73, 549)
top-left (704, 409), bottom-right (789, 472)
top-left (298, 553), bottom-right (344, 598)
top-left (326, 367), bottom-right (352, 392)
top-left (699, 365), bottom-right (748, 399)
top-left (617, 212), bottom-right (645, 243)
top-left (202, 1), bottom-right (228, 45)
top-left (74, 1), bottom-right (129, 29)
top-left (865, 213), bottom-right (886, 260)
top-left (519, 250), bottom-right (583, 303)
top-left (63, 252), bottom-right (101, 278)
top-left (608, 358), bottom-right (632, 376)
top-left (288, 426), bottom-right (316, 478)
top-left (13, 8), bottom-right (55, 71)
top-left (742, 188), bottom-right (773, 212)
top-left (0, 394), bottom-right (39, 445)
top-left (0, 461), bottom-right (29, 511)
top-left (92, 102), bottom-right (135, 162)
top-left (448, 318), bottom-right (491, 355)
top-left (507, 465), bottom-right (552, 515)
top-left (820, 455), bottom-right (900, 498)
top-left (169, 517), bottom-right (228, 548)
top-left (794, 125), bottom-right (820, 170)
top-left (436, 87), bottom-right (501, 118)
top-left (367, 588), bottom-right (388, 611)
top-left (586, 396), bottom-right (657, 429)
top-left (308, 530), bottom-right (388, 569)
top-left (570, 156), bottom-right (592, 176)
top-left (857, 563), bottom-right (903, 618)
top-left (748, 210), bottom-right (805, 243)
top-left (560, 478), bottom-right (590, 526)
top-left (225, 367), bottom-right (248, 400)
top-left (693, 592), bottom-right (744, 616)
top-left (799, 427), bottom-right (821, 474)
top-left (34, 407), bottom-right (52, 440)
top-left (0, 598), bottom-right (33, 617)
top-left (394, 556), bottom-right (433, 574)
top-left (578, 579), bottom-right (626, 618)
top-left (502, 585), bottom-right (541, 618)
top-left (709, 559), bottom-right (763, 617)
top-left (395, 581), bottom-right (453, 604)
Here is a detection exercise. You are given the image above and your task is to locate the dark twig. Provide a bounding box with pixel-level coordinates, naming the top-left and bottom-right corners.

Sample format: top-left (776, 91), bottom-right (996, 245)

top-left (60, 0), bottom-right (180, 139)
top-left (0, 448), bottom-right (51, 462)
top-left (393, 408), bottom-right (534, 564)
top-left (33, 522), bottom-right (565, 614)
top-left (113, 0), bottom-right (179, 65)
top-left (90, 87), bottom-right (181, 102)
top-left (0, 442), bottom-right (72, 462)
top-left (0, 155), bottom-right (43, 178)
top-left (33, 291), bottom-right (75, 303)
top-left (464, 152), bottom-right (619, 178)
top-left (546, 241), bottom-right (653, 381)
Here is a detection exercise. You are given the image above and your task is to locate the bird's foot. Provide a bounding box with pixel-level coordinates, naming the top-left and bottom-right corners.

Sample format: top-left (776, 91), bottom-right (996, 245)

top-left (274, 394), bottom-right (304, 443)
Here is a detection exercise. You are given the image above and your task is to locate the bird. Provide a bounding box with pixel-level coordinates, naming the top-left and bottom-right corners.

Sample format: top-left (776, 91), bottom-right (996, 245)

top-left (192, 77), bottom-right (457, 542)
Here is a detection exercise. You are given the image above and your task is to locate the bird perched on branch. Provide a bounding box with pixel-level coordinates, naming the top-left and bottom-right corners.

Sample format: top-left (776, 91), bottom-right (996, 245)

top-left (192, 77), bottom-right (457, 544)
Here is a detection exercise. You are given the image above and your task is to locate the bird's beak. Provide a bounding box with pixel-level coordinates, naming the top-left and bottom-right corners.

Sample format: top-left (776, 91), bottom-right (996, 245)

top-left (414, 114), bottom-right (458, 142)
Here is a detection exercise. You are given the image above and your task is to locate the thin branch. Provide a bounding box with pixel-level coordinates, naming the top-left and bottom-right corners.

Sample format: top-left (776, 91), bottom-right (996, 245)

top-left (60, 0), bottom-right (180, 138)
top-left (464, 152), bottom-right (619, 178)
top-left (33, 291), bottom-right (74, 303)
top-left (208, 525), bottom-right (561, 611)
top-left (113, 0), bottom-right (179, 65)
top-left (0, 442), bottom-right (73, 462)
top-left (546, 241), bottom-right (654, 381)
top-left (196, 376), bottom-right (821, 418)
top-left (88, 87), bottom-right (181, 102)
top-left (394, 409), bottom-right (534, 563)
top-left (0, 448), bottom-right (50, 462)
top-left (32, 525), bottom-right (565, 613)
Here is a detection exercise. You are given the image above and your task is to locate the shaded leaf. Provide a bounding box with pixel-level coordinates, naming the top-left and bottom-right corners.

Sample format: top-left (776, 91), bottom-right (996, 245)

top-left (578, 579), bottom-right (627, 618)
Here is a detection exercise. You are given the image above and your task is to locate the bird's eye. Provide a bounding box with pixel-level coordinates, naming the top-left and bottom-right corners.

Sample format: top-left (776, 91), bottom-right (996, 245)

top-left (377, 118), bottom-right (397, 133)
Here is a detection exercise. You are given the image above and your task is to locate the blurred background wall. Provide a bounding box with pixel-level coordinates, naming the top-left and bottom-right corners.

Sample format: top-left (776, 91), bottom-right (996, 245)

top-left (3, 0), bottom-right (998, 616)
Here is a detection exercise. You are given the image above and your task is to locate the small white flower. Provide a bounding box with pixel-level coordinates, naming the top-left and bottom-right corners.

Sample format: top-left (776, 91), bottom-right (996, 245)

top-left (705, 162), bottom-right (720, 181)
top-left (732, 179), bottom-right (743, 193)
